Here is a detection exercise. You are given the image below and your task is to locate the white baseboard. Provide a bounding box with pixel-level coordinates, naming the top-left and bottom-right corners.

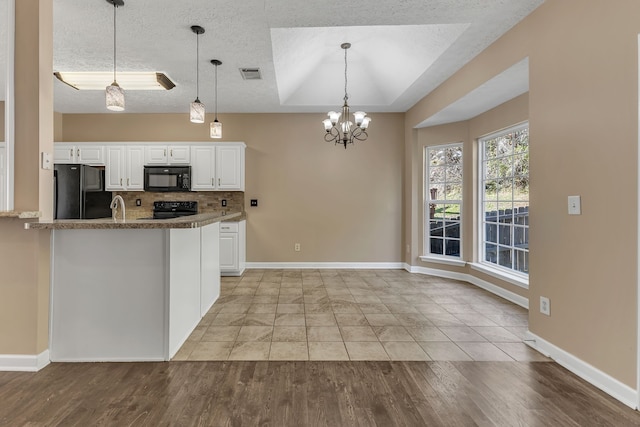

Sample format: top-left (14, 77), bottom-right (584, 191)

top-left (246, 262), bottom-right (405, 270)
top-left (407, 264), bottom-right (529, 309)
top-left (0, 350), bottom-right (50, 372)
top-left (525, 331), bottom-right (638, 410)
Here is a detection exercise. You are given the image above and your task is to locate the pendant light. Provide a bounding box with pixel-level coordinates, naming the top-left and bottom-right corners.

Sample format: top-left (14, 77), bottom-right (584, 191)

top-left (105, 0), bottom-right (125, 111)
top-left (210, 59), bottom-right (223, 139)
top-left (189, 25), bottom-right (205, 123)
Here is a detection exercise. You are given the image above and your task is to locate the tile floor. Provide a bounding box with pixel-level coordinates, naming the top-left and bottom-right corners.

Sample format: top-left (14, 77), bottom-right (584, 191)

top-left (174, 269), bottom-right (550, 362)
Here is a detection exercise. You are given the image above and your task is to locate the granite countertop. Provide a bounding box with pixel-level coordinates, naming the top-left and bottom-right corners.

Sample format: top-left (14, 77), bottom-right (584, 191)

top-left (0, 210), bottom-right (42, 219)
top-left (24, 211), bottom-right (241, 230)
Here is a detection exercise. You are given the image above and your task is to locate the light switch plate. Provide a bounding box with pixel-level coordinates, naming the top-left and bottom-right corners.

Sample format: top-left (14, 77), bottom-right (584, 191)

top-left (41, 152), bottom-right (52, 170)
top-left (568, 195), bottom-right (581, 215)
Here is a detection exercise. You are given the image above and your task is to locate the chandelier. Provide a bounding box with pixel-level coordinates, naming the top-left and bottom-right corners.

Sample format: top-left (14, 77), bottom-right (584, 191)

top-left (322, 43), bottom-right (371, 149)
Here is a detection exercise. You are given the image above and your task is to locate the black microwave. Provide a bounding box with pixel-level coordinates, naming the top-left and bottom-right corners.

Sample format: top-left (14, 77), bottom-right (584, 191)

top-left (143, 166), bottom-right (191, 192)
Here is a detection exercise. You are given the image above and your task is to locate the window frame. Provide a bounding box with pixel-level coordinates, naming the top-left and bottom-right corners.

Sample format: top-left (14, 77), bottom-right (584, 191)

top-left (423, 142), bottom-right (463, 260)
top-left (477, 122), bottom-right (529, 278)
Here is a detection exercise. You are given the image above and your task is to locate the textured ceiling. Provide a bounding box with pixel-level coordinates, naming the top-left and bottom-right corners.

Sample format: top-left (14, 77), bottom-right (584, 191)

top-left (5, 0), bottom-right (544, 123)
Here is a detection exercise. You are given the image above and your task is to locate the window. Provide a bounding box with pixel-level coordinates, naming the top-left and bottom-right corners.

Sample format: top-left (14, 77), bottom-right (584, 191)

top-left (479, 123), bottom-right (529, 275)
top-left (425, 143), bottom-right (463, 258)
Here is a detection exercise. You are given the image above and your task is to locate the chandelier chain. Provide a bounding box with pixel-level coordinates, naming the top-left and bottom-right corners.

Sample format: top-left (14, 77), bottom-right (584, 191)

top-left (344, 46), bottom-right (348, 103)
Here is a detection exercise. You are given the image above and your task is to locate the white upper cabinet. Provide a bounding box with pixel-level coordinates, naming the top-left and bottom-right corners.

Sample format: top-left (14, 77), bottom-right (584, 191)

top-left (54, 144), bottom-right (105, 165)
top-left (144, 145), bottom-right (190, 165)
top-left (190, 143), bottom-right (245, 191)
top-left (216, 145), bottom-right (244, 190)
top-left (105, 146), bottom-right (145, 191)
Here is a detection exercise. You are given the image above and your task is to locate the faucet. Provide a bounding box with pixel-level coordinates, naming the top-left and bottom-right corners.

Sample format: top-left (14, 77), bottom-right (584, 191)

top-left (110, 195), bottom-right (126, 222)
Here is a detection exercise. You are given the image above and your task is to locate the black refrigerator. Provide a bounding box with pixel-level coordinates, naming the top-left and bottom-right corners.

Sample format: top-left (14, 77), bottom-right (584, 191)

top-left (54, 164), bottom-right (113, 219)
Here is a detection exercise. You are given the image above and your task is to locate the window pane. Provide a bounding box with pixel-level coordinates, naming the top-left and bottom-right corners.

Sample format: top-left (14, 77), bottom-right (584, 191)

top-left (484, 159), bottom-right (500, 180)
top-left (485, 244), bottom-right (497, 263)
top-left (444, 183), bottom-right (462, 201)
top-left (484, 140), bottom-right (497, 160)
top-left (429, 149), bottom-right (446, 166)
top-left (485, 223), bottom-right (497, 243)
top-left (430, 220), bottom-right (444, 236)
top-left (513, 153), bottom-right (528, 177)
top-left (445, 239), bottom-right (460, 257)
top-left (497, 136), bottom-right (514, 157)
top-left (498, 246), bottom-right (512, 269)
top-left (430, 238), bottom-right (444, 255)
top-left (445, 221), bottom-right (460, 238)
top-left (484, 204), bottom-right (499, 223)
top-left (513, 226), bottom-right (528, 249)
top-left (446, 164), bottom-right (463, 183)
top-left (498, 202), bottom-right (513, 224)
top-left (514, 205), bottom-right (529, 225)
top-left (514, 249), bottom-right (529, 274)
top-left (446, 146), bottom-right (462, 164)
top-left (497, 179), bottom-right (513, 201)
top-left (497, 157), bottom-right (513, 178)
top-left (429, 166), bottom-right (445, 185)
top-left (428, 184), bottom-right (444, 201)
top-left (484, 180), bottom-right (499, 200)
top-left (499, 224), bottom-right (512, 245)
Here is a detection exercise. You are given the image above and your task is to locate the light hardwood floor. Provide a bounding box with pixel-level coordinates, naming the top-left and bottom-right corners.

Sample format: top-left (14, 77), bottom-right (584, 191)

top-left (176, 269), bottom-right (547, 362)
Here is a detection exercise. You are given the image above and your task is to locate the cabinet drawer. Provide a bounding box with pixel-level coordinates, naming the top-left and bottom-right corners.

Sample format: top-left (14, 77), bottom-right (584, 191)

top-left (220, 222), bottom-right (239, 233)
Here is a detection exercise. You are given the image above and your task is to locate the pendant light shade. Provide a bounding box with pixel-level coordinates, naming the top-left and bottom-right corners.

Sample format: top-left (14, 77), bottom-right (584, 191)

top-left (106, 81), bottom-right (125, 111)
top-left (210, 119), bottom-right (222, 138)
top-left (210, 59), bottom-right (223, 139)
top-left (105, 0), bottom-right (125, 111)
top-left (189, 25), bottom-right (205, 123)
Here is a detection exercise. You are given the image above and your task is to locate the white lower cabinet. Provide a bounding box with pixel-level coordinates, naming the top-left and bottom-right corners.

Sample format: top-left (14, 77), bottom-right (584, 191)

top-left (105, 145), bottom-right (145, 191)
top-left (220, 220), bottom-right (246, 276)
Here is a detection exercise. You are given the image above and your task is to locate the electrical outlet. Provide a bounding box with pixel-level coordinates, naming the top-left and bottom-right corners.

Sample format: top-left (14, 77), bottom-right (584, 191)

top-left (221, 199), bottom-right (227, 207)
top-left (135, 199), bottom-right (142, 207)
top-left (294, 243), bottom-right (301, 252)
top-left (540, 296), bottom-right (550, 316)
top-left (250, 199), bottom-right (258, 207)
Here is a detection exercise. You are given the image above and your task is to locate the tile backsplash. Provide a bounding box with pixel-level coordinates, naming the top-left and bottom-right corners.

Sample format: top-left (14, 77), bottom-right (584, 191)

top-left (115, 191), bottom-right (245, 219)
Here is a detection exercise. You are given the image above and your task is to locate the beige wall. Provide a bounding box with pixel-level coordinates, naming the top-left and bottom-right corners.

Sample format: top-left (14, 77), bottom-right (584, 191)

top-left (0, 101), bottom-right (4, 141)
top-left (406, 0), bottom-right (640, 388)
top-left (62, 112), bottom-right (405, 262)
top-left (0, 0), bottom-right (52, 355)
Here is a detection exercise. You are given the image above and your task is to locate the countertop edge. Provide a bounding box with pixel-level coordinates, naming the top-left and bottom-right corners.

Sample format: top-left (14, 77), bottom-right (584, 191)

top-left (0, 211), bottom-right (42, 219)
top-left (24, 211), bottom-right (241, 230)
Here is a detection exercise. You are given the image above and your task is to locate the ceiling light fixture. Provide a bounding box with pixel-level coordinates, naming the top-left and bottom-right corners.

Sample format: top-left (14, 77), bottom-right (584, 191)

top-left (54, 71), bottom-right (175, 91)
top-left (189, 25), bottom-right (205, 123)
top-left (105, 0), bottom-right (125, 111)
top-left (210, 59), bottom-right (223, 139)
top-left (322, 43), bottom-right (371, 149)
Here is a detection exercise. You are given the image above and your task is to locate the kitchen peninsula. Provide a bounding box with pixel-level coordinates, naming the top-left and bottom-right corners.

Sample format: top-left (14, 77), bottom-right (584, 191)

top-left (26, 211), bottom-right (240, 362)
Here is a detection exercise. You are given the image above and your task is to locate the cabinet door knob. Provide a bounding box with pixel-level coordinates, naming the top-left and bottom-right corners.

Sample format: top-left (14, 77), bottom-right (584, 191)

top-left (120, 178), bottom-right (122, 186)
top-left (211, 178), bottom-right (214, 186)
top-left (218, 178), bottom-right (221, 186)
top-left (70, 148), bottom-right (73, 157)
top-left (164, 149), bottom-right (167, 156)
top-left (170, 149), bottom-right (173, 157)
top-left (127, 178), bottom-right (130, 186)
top-left (77, 148), bottom-right (80, 157)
